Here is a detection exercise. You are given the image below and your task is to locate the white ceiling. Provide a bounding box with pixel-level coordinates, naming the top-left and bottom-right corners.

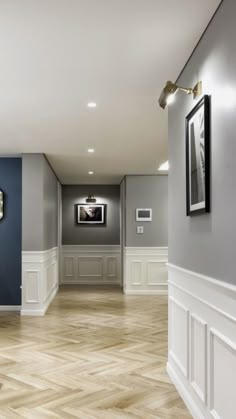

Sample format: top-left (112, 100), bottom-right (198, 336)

top-left (0, 0), bottom-right (221, 184)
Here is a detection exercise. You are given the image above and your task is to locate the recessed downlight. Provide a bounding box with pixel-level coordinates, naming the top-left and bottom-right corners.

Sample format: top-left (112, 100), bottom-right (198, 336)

top-left (88, 171), bottom-right (94, 175)
top-left (87, 102), bottom-right (97, 108)
top-left (158, 161), bottom-right (169, 171)
top-left (88, 148), bottom-right (95, 153)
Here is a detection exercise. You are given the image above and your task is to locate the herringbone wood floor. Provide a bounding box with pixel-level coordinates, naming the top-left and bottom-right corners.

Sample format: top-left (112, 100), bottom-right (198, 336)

top-left (0, 286), bottom-right (192, 418)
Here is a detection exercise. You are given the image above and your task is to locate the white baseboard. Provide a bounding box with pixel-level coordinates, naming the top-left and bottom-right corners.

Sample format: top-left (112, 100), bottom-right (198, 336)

top-left (168, 263), bottom-right (236, 419)
top-left (21, 285), bottom-right (58, 316)
top-left (21, 247), bottom-right (59, 316)
top-left (62, 281), bottom-right (121, 285)
top-left (167, 362), bottom-right (204, 419)
top-left (0, 306), bottom-right (21, 312)
top-left (124, 289), bottom-right (167, 295)
top-left (61, 245), bottom-right (121, 285)
top-left (124, 247), bottom-right (168, 294)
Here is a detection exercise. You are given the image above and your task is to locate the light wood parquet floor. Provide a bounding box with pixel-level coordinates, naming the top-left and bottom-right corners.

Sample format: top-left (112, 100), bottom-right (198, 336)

top-left (0, 286), bottom-right (192, 419)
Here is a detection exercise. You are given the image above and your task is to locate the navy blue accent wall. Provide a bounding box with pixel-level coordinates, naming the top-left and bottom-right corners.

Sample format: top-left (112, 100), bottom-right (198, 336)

top-left (0, 158), bottom-right (22, 305)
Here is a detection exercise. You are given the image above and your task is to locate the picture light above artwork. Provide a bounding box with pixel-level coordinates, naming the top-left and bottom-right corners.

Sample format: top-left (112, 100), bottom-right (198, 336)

top-left (158, 80), bottom-right (202, 109)
top-left (86, 194), bottom-right (97, 203)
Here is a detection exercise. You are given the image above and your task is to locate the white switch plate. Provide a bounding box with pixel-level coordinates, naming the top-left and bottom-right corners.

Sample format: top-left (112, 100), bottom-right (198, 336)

top-left (137, 226), bottom-right (144, 234)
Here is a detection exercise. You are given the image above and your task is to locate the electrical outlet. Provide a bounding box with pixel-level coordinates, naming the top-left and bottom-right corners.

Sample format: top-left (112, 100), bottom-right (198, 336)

top-left (137, 226), bottom-right (144, 234)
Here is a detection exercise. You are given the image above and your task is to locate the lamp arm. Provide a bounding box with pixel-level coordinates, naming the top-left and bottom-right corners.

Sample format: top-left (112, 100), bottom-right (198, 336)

top-left (178, 81), bottom-right (202, 98)
top-left (178, 86), bottom-right (193, 95)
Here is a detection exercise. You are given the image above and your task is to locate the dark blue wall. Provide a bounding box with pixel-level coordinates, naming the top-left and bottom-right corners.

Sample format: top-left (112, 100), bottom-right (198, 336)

top-left (0, 158), bottom-right (22, 305)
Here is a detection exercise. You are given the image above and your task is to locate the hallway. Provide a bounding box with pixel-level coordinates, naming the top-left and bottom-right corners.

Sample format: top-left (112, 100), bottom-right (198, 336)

top-left (0, 287), bottom-right (191, 418)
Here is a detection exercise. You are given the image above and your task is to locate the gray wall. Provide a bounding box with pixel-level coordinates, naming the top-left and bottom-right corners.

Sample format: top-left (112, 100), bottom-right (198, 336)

top-left (22, 154), bottom-right (59, 251)
top-left (62, 185), bottom-right (120, 245)
top-left (168, 0), bottom-right (236, 285)
top-left (43, 157), bottom-right (59, 250)
top-left (22, 154), bottom-right (44, 251)
top-left (125, 176), bottom-right (168, 247)
top-left (120, 178), bottom-right (126, 282)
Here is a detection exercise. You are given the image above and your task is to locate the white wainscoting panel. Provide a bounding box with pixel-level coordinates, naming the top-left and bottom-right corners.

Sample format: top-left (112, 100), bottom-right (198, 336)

top-left (190, 314), bottom-right (207, 404)
top-left (169, 297), bottom-right (189, 378)
top-left (21, 247), bottom-right (59, 316)
top-left (167, 263), bottom-right (236, 419)
top-left (210, 329), bottom-right (236, 419)
top-left (124, 247), bottom-right (168, 295)
top-left (61, 245), bottom-right (121, 285)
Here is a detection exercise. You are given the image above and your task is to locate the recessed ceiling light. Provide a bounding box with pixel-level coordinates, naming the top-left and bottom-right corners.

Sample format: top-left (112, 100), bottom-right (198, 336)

top-left (87, 102), bottom-right (97, 108)
top-left (158, 161), bottom-right (169, 171)
top-left (88, 148), bottom-right (95, 153)
top-left (88, 171), bottom-right (94, 175)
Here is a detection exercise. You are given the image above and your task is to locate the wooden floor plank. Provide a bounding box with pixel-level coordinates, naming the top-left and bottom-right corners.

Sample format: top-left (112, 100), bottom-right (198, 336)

top-left (0, 286), bottom-right (192, 418)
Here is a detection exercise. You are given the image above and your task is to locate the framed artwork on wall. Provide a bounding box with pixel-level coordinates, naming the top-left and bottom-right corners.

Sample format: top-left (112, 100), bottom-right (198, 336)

top-left (136, 208), bottom-right (152, 222)
top-left (186, 95), bottom-right (210, 216)
top-left (0, 190), bottom-right (3, 220)
top-left (76, 204), bottom-right (106, 224)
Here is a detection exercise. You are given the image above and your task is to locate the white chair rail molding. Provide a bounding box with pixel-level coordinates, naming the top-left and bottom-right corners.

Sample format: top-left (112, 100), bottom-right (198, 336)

top-left (167, 263), bottom-right (236, 419)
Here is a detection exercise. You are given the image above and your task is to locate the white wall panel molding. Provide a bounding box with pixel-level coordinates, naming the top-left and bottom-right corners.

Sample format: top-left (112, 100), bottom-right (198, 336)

top-left (124, 247), bottom-right (168, 295)
top-left (63, 245), bottom-right (121, 254)
top-left (167, 362), bottom-right (206, 419)
top-left (22, 247), bottom-right (58, 264)
top-left (21, 247), bottom-right (59, 316)
top-left (190, 313), bottom-right (207, 404)
top-left (168, 263), bottom-right (236, 419)
top-left (169, 297), bottom-right (189, 378)
top-left (168, 263), bottom-right (236, 322)
top-left (209, 328), bottom-right (236, 419)
top-left (61, 245), bottom-right (121, 285)
top-left (125, 247), bottom-right (168, 255)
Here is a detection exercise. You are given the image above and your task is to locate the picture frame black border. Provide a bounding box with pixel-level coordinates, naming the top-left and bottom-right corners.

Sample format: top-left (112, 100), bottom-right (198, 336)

top-left (186, 95), bottom-right (210, 216)
top-left (0, 189), bottom-right (4, 221)
top-left (76, 203), bottom-right (106, 225)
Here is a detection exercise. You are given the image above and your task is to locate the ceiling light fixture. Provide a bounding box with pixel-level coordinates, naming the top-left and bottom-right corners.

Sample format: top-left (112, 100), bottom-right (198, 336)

top-left (158, 161), bottom-right (169, 171)
top-left (158, 81), bottom-right (202, 109)
top-left (87, 102), bottom-right (97, 108)
top-left (88, 171), bottom-right (94, 175)
top-left (88, 148), bottom-right (95, 153)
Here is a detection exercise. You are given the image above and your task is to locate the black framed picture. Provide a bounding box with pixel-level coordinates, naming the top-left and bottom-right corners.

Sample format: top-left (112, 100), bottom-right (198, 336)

top-left (76, 204), bottom-right (106, 224)
top-left (186, 95), bottom-right (210, 216)
top-left (0, 190), bottom-right (3, 220)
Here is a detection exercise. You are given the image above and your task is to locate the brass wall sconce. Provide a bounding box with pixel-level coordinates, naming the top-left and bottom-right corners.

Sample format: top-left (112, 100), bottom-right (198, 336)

top-left (158, 80), bottom-right (202, 109)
